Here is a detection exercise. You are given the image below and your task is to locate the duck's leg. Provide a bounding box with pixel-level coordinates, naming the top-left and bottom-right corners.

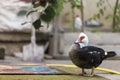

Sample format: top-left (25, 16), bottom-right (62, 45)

top-left (82, 67), bottom-right (95, 77)
top-left (82, 68), bottom-right (87, 75)
top-left (90, 66), bottom-right (95, 77)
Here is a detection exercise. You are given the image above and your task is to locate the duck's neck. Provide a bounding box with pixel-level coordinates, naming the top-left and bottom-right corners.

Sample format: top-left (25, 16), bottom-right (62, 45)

top-left (79, 43), bottom-right (85, 48)
top-left (74, 41), bottom-right (86, 48)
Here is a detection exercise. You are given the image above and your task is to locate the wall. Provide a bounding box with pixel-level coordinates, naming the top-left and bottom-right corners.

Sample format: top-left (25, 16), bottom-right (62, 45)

top-left (0, 32), bottom-right (49, 55)
top-left (60, 0), bottom-right (117, 29)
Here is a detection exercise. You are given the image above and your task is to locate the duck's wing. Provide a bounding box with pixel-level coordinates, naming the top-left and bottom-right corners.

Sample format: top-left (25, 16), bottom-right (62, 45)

top-left (83, 46), bottom-right (104, 52)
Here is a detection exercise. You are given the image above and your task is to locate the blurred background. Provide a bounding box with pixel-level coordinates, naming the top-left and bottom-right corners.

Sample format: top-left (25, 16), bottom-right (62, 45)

top-left (0, 0), bottom-right (120, 63)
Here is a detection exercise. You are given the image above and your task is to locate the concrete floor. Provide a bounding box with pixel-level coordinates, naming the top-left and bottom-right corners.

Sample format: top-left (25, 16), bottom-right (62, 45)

top-left (0, 56), bottom-right (120, 80)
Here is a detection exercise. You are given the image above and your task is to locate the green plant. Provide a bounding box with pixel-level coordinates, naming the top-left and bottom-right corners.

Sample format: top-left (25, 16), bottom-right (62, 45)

top-left (91, 29), bottom-right (100, 33)
top-left (26, 0), bottom-right (65, 29)
top-left (68, 0), bottom-right (81, 32)
top-left (112, 0), bottom-right (120, 32)
top-left (92, 0), bottom-right (120, 32)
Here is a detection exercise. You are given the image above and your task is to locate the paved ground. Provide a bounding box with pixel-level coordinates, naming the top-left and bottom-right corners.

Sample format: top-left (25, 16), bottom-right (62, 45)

top-left (46, 59), bottom-right (120, 80)
top-left (0, 56), bottom-right (120, 80)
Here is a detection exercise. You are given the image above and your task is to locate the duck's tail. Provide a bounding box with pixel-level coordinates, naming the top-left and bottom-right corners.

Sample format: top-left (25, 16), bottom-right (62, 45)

top-left (104, 51), bottom-right (116, 59)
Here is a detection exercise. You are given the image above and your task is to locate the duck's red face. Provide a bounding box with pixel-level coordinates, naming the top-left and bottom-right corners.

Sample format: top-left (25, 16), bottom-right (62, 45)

top-left (75, 32), bottom-right (89, 46)
top-left (79, 36), bottom-right (85, 43)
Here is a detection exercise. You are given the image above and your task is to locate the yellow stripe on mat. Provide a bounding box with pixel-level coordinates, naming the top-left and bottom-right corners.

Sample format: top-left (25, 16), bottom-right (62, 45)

top-left (47, 64), bottom-right (120, 75)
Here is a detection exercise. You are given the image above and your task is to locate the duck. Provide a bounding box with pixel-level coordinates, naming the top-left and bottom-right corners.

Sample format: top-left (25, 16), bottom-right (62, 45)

top-left (69, 32), bottom-right (116, 76)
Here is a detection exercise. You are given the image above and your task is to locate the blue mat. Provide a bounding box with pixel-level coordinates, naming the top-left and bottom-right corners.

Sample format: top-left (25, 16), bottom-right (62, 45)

top-left (0, 65), bottom-right (68, 75)
top-left (17, 66), bottom-right (60, 74)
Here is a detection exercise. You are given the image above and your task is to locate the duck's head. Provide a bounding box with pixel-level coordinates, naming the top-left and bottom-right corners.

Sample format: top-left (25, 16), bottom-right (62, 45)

top-left (75, 32), bottom-right (89, 46)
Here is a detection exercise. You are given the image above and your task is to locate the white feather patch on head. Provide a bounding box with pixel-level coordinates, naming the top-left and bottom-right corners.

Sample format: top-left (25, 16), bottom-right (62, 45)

top-left (78, 32), bottom-right (87, 38)
top-left (105, 52), bottom-right (108, 55)
top-left (77, 32), bottom-right (89, 46)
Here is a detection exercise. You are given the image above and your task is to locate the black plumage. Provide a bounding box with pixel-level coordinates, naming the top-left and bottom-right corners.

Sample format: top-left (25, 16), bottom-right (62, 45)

top-left (69, 43), bottom-right (116, 69)
top-left (69, 32), bottom-right (116, 76)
